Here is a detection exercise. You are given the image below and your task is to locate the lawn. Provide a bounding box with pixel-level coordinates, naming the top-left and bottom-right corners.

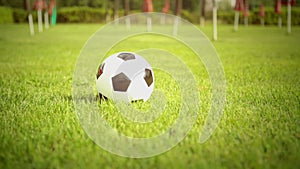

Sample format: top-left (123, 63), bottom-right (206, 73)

top-left (0, 23), bottom-right (299, 169)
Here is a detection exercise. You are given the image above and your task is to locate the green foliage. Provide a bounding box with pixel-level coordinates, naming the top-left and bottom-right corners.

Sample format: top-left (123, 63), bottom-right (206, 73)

top-left (57, 0), bottom-right (106, 8)
top-left (182, 0), bottom-right (199, 12)
top-left (57, 7), bottom-right (108, 23)
top-left (0, 0), bottom-right (24, 8)
top-left (0, 6), bottom-right (13, 23)
top-left (218, 0), bottom-right (233, 11)
top-left (217, 10), bottom-right (235, 24)
top-left (217, 7), bottom-right (300, 25)
top-left (252, 7), bottom-right (300, 25)
top-left (87, 0), bottom-right (105, 8)
top-left (0, 7), bottom-right (39, 24)
top-left (181, 10), bottom-right (199, 23)
top-left (4, 4), bottom-right (300, 25)
top-left (12, 8), bottom-right (28, 23)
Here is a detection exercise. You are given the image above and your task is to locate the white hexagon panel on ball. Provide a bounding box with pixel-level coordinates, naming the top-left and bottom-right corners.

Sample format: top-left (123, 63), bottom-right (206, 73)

top-left (96, 52), bottom-right (154, 102)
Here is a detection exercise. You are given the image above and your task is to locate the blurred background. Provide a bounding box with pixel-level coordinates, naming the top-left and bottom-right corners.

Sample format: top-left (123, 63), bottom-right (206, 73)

top-left (0, 0), bottom-right (299, 25)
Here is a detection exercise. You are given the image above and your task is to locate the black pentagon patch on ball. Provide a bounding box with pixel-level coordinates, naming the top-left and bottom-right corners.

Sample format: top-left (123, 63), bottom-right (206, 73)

top-left (117, 53), bottom-right (135, 61)
top-left (112, 72), bottom-right (131, 92)
top-left (144, 69), bottom-right (153, 87)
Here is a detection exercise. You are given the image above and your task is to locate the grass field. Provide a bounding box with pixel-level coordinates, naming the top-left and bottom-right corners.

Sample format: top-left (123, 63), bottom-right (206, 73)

top-left (0, 23), bottom-right (299, 169)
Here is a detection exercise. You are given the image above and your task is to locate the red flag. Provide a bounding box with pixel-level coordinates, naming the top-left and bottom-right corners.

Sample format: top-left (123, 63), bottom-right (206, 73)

top-left (234, 0), bottom-right (244, 12)
top-left (260, 3), bottom-right (265, 17)
top-left (143, 0), bottom-right (153, 12)
top-left (243, 0), bottom-right (249, 17)
top-left (162, 0), bottom-right (170, 13)
top-left (33, 0), bottom-right (47, 10)
top-left (275, 0), bottom-right (282, 14)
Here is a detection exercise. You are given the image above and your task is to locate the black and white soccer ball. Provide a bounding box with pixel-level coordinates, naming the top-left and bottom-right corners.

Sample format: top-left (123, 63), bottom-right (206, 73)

top-left (96, 52), bottom-right (154, 102)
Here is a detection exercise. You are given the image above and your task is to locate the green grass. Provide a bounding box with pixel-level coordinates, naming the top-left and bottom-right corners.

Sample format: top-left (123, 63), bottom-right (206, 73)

top-left (0, 23), bottom-right (299, 169)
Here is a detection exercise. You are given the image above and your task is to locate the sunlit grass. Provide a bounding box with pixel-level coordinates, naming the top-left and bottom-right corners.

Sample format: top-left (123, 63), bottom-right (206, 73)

top-left (0, 24), bottom-right (299, 169)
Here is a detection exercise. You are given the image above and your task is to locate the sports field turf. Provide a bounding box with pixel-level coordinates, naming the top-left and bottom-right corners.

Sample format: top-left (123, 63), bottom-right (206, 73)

top-left (0, 24), bottom-right (299, 169)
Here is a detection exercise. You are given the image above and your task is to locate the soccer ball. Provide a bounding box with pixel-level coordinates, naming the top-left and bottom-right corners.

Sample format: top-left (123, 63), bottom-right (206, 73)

top-left (96, 52), bottom-right (154, 102)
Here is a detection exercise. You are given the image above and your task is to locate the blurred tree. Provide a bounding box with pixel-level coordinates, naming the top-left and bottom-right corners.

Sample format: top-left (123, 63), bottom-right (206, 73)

top-left (57, 0), bottom-right (74, 7)
top-left (200, 0), bottom-right (206, 27)
top-left (212, 0), bottom-right (217, 40)
top-left (162, 0), bottom-right (170, 13)
top-left (123, 0), bottom-right (129, 15)
top-left (218, 0), bottom-right (232, 11)
top-left (143, 0), bottom-right (153, 12)
top-left (0, 0), bottom-right (24, 8)
top-left (249, 0), bottom-right (275, 9)
top-left (78, 0), bottom-right (88, 6)
top-left (182, 0), bottom-right (199, 11)
top-left (24, 0), bottom-right (31, 11)
top-left (114, 0), bottom-right (119, 21)
top-left (244, 0), bottom-right (249, 26)
top-left (129, 0), bottom-right (141, 10)
top-left (5, 0), bottom-right (299, 10)
top-left (175, 0), bottom-right (182, 15)
top-left (105, 0), bottom-right (111, 22)
top-left (88, 0), bottom-right (105, 8)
